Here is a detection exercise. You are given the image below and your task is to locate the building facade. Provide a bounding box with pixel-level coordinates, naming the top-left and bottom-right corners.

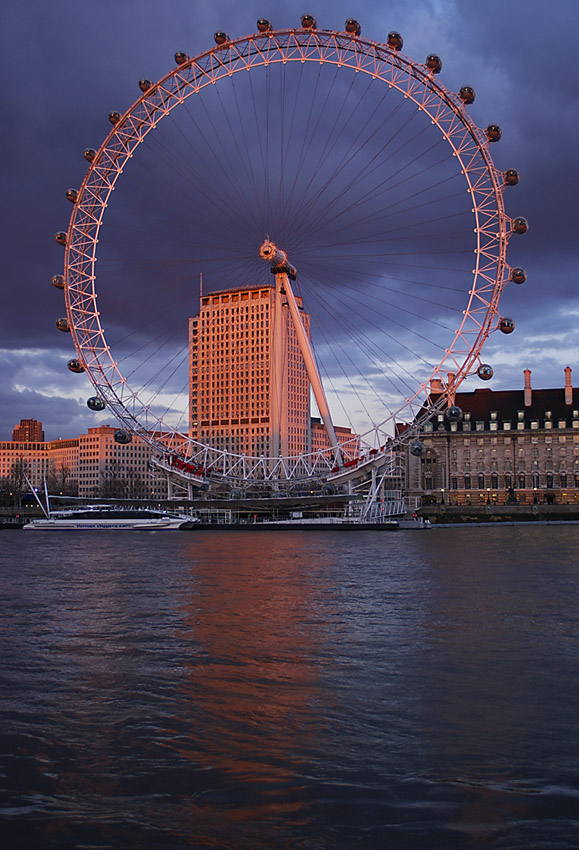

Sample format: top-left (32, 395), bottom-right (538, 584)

top-left (0, 438), bottom-right (51, 490)
top-left (12, 418), bottom-right (44, 442)
top-left (189, 282), bottom-right (311, 459)
top-left (0, 422), bottom-right (168, 500)
top-left (407, 368), bottom-right (579, 506)
top-left (311, 417), bottom-right (359, 459)
top-left (77, 425), bottom-right (168, 499)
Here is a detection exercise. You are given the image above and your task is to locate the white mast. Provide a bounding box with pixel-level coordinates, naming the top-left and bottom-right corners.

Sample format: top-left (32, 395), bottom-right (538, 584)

top-left (259, 240), bottom-right (343, 467)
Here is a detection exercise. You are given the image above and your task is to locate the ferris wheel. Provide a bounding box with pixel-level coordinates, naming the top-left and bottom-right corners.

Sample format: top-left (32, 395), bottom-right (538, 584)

top-left (53, 16), bottom-right (526, 490)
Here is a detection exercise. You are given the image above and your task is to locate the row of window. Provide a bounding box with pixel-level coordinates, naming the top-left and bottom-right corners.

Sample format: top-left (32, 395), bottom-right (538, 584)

top-left (424, 474), bottom-right (577, 490)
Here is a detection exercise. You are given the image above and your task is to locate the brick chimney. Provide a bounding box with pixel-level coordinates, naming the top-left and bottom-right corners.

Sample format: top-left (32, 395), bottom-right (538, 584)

top-left (446, 372), bottom-right (456, 406)
top-left (523, 369), bottom-right (532, 407)
top-left (565, 366), bottom-right (573, 405)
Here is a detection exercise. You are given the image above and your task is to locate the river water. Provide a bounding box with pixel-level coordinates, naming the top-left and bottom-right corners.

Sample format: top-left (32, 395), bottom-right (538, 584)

top-left (1, 525), bottom-right (578, 849)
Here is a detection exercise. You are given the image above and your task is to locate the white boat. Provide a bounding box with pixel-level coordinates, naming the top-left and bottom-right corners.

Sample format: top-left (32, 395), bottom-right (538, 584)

top-left (23, 505), bottom-right (188, 531)
top-left (23, 476), bottom-right (191, 530)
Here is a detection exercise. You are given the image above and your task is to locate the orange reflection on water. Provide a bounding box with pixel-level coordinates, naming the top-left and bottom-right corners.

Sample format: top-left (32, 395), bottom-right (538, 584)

top-left (169, 532), bottom-right (331, 842)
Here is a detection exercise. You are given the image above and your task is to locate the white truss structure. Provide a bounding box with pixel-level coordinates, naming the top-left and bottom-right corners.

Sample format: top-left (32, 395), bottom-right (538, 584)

top-left (62, 28), bottom-right (514, 486)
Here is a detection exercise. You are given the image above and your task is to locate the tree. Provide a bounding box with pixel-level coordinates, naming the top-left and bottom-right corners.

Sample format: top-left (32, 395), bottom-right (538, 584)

top-left (46, 462), bottom-right (78, 496)
top-left (98, 460), bottom-right (128, 499)
top-left (7, 457), bottom-right (29, 508)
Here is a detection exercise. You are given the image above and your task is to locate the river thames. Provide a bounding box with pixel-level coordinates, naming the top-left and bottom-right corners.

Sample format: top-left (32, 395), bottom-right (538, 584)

top-left (1, 525), bottom-right (578, 849)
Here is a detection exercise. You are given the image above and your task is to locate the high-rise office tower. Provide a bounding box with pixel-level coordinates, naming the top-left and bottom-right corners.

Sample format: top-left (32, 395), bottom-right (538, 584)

top-left (189, 282), bottom-right (311, 459)
top-left (12, 419), bottom-right (45, 443)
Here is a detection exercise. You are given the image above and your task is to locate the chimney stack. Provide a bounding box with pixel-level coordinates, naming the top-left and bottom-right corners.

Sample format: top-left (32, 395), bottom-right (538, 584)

top-left (523, 369), bottom-right (532, 407)
top-left (446, 372), bottom-right (456, 406)
top-left (565, 366), bottom-right (573, 405)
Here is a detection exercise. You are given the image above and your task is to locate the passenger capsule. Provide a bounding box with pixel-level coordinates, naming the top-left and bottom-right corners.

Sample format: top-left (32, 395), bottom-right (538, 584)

top-left (83, 148), bottom-right (96, 163)
top-left (301, 14), bottom-right (317, 29)
top-left (65, 188), bottom-right (78, 203)
top-left (426, 54), bottom-right (442, 73)
top-left (67, 358), bottom-right (85, 373)
top-left (51, 274), bottom-right (65, 290)
top-left (499, 317), bottom-right (515, 334)
top-left (486, 124), bottom-right (502, 142)
top-left (477, 363), bottom-right (494, 381)
top-left (387, 31), bottom-right (403, 51)
top-left (138, 79), bottom-right (152, 93)
top-left (504, 168), bottom-right (520, 186)
top-left (345, 19), bottom-right (361, 36)
top-left (54, 231), bottom-right (67, 246)
top-left (256, 18), bottom-right (273, 32)
top-left (87, 396), bottom-right (106, 412)
top-left (56, 318), bottom-right (70, 333)
top-left (446, 405), bottom-right (463, 423)
top-left (114, 429), bottom-right (132, 444)
top-left (511, 216), bottom-right (528, 235)
top-left (109, 111), bottom-right (121, 125)
top-left (174, 51), bottom-right (189, 65)
top-left (409, 439), bottom-right (426, 457)
top-left (459, 85), bottom-right (475, 104)
top-left (510, 267), bottom-right (527, 284)
top-left (214, 31), bottom-right (230, 45)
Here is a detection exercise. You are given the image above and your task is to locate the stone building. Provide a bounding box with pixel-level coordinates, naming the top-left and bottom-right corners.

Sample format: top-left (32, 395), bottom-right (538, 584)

top-left (1, 421), bottom-right (169, 500)
top-left (189, 282), bottom-right (311, 459)
top-left (12, 418), bottom-right (44, 442)
top-left (77, 425), bottom-right (168, 499)
top-left (407, 368), bottom-right (579, 506)
top-left (310, 417), bottom-right (358, 459)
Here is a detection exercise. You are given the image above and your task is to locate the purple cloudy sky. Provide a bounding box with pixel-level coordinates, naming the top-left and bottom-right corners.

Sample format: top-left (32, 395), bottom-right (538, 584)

top-left (1, 0), bottom-right (578, 440)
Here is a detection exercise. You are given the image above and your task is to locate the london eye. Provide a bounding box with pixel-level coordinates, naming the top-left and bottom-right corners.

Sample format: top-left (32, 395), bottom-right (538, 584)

top-left (54, 17), bottom-right (526, 494)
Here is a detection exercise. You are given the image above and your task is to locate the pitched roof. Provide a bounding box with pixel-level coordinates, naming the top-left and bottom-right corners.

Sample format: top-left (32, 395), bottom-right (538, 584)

top-left (452, 386), bottom-right (579, 422)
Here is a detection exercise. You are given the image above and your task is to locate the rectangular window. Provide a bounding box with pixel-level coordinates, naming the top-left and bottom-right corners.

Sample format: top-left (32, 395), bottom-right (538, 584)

top-left (476, 421), bottom-right (484, 432)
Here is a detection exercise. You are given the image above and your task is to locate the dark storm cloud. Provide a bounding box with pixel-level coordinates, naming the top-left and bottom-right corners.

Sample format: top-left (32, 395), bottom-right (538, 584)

top-left (1, 0), bottom-right (578, 438)
top-left (0, 348), bottom-right (96, 439)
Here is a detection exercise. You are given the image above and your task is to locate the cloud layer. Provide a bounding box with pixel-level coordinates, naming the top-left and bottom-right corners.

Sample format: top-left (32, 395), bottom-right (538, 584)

top-left (2, 0), bottom-right (577, 440)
